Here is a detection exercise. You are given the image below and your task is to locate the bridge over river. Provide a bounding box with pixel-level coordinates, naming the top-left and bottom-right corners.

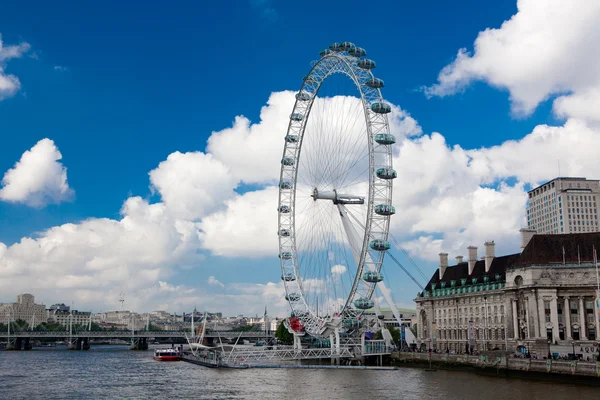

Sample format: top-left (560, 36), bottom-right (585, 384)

top-left (0, 330), bottom-right (274, 351)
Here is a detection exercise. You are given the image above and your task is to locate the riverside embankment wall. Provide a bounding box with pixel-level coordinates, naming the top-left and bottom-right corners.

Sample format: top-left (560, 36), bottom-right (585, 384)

top-left (393, 352), bottom-right (600, 384)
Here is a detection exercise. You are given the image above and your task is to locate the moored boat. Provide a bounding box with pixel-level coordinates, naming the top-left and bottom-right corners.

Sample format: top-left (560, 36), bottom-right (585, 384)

top-left (153, 348), bottom-right (181, 361)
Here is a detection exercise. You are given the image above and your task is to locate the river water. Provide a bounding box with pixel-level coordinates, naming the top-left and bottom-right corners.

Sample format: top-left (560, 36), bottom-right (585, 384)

top-left (0, 346), bottom-right (598, 399)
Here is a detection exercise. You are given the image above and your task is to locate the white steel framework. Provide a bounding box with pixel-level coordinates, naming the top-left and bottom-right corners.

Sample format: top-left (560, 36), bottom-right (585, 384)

top-left (277, 43), bottom-right (395, 338)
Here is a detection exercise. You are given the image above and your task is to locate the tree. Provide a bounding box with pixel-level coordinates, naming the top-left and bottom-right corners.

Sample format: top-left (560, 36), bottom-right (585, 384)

top-left (232, 325), bottom-right (258, 332)
top-left (275, 321), bottom-right (293, 345)
top-left (375, 325), bottom-right (401, 344)
top-left (409, 323), bottom-right (417, 337)
top-left (147, 323), bottom-right (161, 331)
top-left (10, 319), bottom-right (29, 331)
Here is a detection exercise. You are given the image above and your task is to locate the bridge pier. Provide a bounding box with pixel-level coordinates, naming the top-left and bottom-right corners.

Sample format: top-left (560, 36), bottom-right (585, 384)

top-left (68, 337), bottom-right (90, 350)
top-left (130, 337), bottom-right (148, 350)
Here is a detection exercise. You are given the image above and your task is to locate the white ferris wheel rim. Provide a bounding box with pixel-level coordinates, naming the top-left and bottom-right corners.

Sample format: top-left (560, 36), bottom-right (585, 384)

top-left (277, 43), bottom-right (394, 338)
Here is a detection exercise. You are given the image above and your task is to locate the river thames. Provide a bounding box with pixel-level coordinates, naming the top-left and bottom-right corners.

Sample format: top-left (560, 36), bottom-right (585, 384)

top-left (1, 346), bottom-right (598, 399)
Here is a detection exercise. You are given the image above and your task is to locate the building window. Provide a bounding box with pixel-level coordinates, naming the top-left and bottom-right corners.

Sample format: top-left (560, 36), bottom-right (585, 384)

top-left (544, 301), bottom-right (551, 323)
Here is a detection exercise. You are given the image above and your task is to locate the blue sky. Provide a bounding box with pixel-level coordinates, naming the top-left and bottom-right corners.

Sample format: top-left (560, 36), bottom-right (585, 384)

top-left (1, 0), bottom-right (598, 315)
top-left (0, 0), bottom-right (524, 240)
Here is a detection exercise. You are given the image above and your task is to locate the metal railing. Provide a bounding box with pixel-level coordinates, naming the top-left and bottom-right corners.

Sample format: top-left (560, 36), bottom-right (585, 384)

top-left (0, 330), bottom-right (274, 339)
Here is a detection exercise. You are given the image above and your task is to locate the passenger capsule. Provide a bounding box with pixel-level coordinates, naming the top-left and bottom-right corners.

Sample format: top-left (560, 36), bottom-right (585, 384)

top-left (295, 91), bottom-right (312, 101)
top-left (343, 319), bottom-right (361, 329)
top-left (375, 133), bottom-right (396, 145)
top-left (320, 49), bottom-right (333, 57)
top-left (366, 78), bottom-right (384, 89)
top-left (281, 157), bottom-right (295, 166)
top-left (376, 167), bottom-right (397, 180)
top-left (279, 252), bottom-right (293, 260)
top-left (328, 42), bottom-right (342, 51)
top-left (282, 273), bottom-right (296, 281)
top-left (358, 59), bottom-right (376, 69)
top-left (370, 239), bottom-right (391, 251)
top-left (353, 298), bottom-right (374, 310)
top-left (371, 102), bottom-right (391, 114)
top-left (348, 47), bottom-right (366, 58)
top-left (363, 271), bottom-right (383, 283)
top-left (285, 293), bottom-right (300, 302)
top-left (340, 41), bottom-right (356, 51)
top-left (279, 228), bottom-right (290, 237)
top-left (285, 134), bottom-right (299, 143)
top-left (279, 180), bottom-right (293, 190)
top-left (278, 205), bottom-right (290, 213)
top-left (290, 113), bottom-right (304, 122)
top-left (374, 204), bottom-right (396, 216)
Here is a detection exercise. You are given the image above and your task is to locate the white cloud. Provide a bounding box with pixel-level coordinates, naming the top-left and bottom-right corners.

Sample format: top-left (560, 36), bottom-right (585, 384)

top-left (331, 264), bottom-right (347, 275)
top-left (0, 138), bottom-right (74, 207)
top-left (207, 275), bottom-right (224, 288)
top-left (423, 0), bottom-right (600, 121)
top-left (199, 186), bottom-right (279, 257)
top-left (53, 66), bottom-right (67, 72)
top-left (0, 34), bottom-right (30, 101)
top-left (149, 151), bottom-right (238, 220)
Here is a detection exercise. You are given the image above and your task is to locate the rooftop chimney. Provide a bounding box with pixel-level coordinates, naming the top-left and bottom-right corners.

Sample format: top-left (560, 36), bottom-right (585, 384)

top-left (455, 255), bottom-right (464, 264)
top-left (467, 246), bottom-right (478, 275)
top-left (439, 253), bottom-right (449, 280)
top-left (519, 229), bottom-right (536, 253)
top-left (484, 241), bottom-right (495, 273)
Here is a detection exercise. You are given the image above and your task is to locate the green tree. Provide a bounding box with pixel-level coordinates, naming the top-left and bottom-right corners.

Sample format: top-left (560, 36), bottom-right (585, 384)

top-left (147, 323), bottom-right (161, 331)
top-left (409, 323), bottom-right (417, 337)
top-left (10, 319), bottom-right (29, 331)
top-left (275, 321), bottom-right (293, 345)
top-left (374, 325), bottom-right (401, 344)
top-left (232, 324), bottom-right (258, 332)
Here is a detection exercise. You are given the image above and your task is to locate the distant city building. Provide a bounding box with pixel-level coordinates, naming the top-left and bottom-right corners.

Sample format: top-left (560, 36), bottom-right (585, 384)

top-left (0, 294), bottom-right (47, 326)
top-left (48, 303), bottom-right (70, 313)
top-left (527, 177), bottom-right (600, 234)
top-left (93, 311), bottom-right (147, 331)
top-left (49, 310), bottom-right (91, 327)
top-left (364, 308), bottom-right (417, 329)
top-left (415, 232), bottom-right (600, 359)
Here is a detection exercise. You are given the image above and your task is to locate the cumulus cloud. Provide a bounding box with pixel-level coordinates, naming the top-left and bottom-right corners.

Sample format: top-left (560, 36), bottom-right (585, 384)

top-left (0, 34), bottom-right (30, 100)
top-left (0, 138), bottom-right (74, 207)
top-left (199, 186), bottom-right (279, 257)
top-left (207, 275), bottom-right (225, 288)
top-left (8, 9), bottom-right (600, 312)
top-left (423, 0), bottom-right (600, 121)
top-left (149, 151), bottom-right (238, 220)
top-left (331, 265), bottom-right (347, 275)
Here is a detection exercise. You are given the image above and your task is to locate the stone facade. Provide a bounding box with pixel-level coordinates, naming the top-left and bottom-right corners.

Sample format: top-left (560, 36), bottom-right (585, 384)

top-left (0, 294), bottom-right (47, 326)
top-left (415, 232), bottom-right (600, 358)
top-left (49, 310), bottom-right (92, 328)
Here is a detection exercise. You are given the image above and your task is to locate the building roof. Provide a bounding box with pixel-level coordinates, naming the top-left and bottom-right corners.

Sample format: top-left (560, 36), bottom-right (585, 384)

top-left (424, 253), bottom-right (521, 292)
top-left (519, 232), bottom-right (600, 265)
top-left (527, 177), bottom-right (592, 194)
top-left (422, 232), bottom-right (600, 293)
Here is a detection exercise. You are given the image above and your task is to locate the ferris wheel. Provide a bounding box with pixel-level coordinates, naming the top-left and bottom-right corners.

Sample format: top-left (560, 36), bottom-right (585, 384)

top-left (277, 42), bottom-right (396, 338)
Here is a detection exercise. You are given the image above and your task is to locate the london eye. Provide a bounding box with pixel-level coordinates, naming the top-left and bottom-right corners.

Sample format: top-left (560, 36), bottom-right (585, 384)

top-left (277, 42), bottom-right (396, 338)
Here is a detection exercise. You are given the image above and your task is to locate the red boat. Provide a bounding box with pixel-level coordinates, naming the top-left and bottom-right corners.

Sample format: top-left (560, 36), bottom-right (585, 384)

top-left (153, 348), bottom-right (181, 361)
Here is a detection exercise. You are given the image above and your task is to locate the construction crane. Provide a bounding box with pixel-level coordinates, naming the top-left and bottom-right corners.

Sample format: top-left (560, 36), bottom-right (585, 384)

top-left (119, 274), bottom-right (132, 311)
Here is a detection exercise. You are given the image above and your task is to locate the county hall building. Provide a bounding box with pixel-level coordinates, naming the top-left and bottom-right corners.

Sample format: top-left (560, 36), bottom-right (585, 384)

top-left (415, 230), bottom-right (600, 359)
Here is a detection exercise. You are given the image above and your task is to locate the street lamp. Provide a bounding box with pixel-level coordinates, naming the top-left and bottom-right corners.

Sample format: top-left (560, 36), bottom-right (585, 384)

top-left (571, 341), bottom-right (578, 360)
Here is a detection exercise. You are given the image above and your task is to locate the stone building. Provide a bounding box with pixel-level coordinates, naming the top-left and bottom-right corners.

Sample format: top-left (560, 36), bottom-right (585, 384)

top-left (0, 294), bottom-right (48, 326)
top-left (48, 310), bottom-right (92, 328)
top-left (415, 232), bottom-right (600, 358)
